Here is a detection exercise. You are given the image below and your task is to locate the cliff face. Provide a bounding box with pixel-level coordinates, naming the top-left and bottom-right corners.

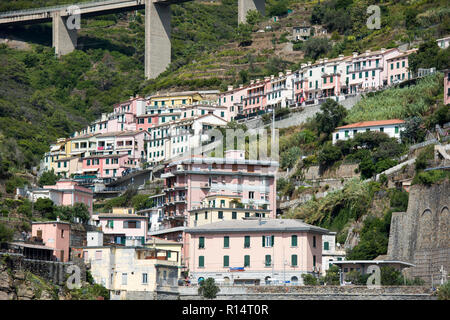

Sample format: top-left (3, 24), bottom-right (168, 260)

top-left (387, 179), bottom-right (450, 284)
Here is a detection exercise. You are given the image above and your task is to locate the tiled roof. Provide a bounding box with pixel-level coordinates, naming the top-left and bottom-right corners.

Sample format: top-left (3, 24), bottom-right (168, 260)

top-left (335, 119), bottom-right (405, 129)
top-left (185, 219), bottom-right (330, 234)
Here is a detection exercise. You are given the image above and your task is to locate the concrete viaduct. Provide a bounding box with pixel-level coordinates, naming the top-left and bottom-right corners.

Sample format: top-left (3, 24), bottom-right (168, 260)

top-left (0, 0), bottom-right (265, 79)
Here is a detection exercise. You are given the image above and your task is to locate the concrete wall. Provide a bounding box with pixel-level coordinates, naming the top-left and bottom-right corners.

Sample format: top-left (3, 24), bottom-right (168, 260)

top-left (387, 180), bottom-right (449, 285)
top-left (303, 164), bottom-right (359, 180)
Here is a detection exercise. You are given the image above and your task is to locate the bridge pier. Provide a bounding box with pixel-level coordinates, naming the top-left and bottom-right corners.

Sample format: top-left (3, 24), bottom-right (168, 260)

top-left (52, 12), bottom-right (78, 57)
top-left (238, 0), bottom-right (265, 24)
top-left (145, 0), bottom-right (171, 79)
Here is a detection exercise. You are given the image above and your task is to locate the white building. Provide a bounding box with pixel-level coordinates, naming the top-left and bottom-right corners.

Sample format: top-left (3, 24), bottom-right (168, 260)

top-left (332, 119), bottom-right (406, 144)
top-left (321, 232), bottom-right (346, 276)
top-left (437, 36), bottom-right (450, 49)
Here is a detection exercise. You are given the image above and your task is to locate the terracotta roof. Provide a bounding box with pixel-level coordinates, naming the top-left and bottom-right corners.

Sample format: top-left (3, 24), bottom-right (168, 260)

top-left (336, 119), bottom-right (405, 129)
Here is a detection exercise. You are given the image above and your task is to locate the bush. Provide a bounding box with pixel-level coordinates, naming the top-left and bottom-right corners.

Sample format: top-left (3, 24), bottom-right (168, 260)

top-left (318, 143), bottom-right (342, 169)
top-left (0, 223), bottom-right (14, 243)
top-left (381, 266), bottom-right (403, 285)
top-left (38, 169), bottom-right (59, 187)
top-left (414, 145), bottom-right (434, 172)
top-left (437, 281), bottom-right (450, 300)
top-left (412, 170), bottom-right (449, 186)
top-left (198, 278), bottom-right (220, 299)
top-left (302, 274), bottom-right (318, 285)
top-left (323, 265), bottom-right (340, 285)
top-left (34, 198), bottom-right (54, 216)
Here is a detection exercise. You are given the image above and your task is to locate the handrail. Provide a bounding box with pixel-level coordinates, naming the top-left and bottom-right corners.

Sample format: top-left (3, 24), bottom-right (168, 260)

top-left (0, 0), bottom-right (140, 18)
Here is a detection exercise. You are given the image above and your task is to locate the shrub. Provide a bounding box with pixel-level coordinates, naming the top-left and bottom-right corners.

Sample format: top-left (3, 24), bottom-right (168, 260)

top-left (38, 169), bottom-right (59, 187)
top-left (198, 278), bottom-right (220, 299)
top-left (437, 281), bottom-right (450, 300)
top-left (414, 145), bottom-right (434, 172)
top-left (323, 265), bottom-right (340, 285)
top-left (318, 143), bottom-right (342, 169)
top-left (412, 170), bottom-right (449, 186)
top-left (302, 274), bottom-right (318, 285)
top-left (0, 223), bottom-right (14, 243)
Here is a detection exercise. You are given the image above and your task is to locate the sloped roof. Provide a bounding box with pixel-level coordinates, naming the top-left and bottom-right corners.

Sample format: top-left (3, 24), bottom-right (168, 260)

top-left (336, 119), bottom-right (405, 130)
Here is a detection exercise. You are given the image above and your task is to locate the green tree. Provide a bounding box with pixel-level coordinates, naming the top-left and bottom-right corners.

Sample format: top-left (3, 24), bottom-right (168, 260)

top-left (246, 10), bottom-right (262, 26)
top-left (131, 194), bottom-right (153, 211)
top-left (318, 143), bottom-right (342, 168)
top-left (72, 203), bottom-right (90, 223)
top-left (315, 99), bottom-right (347, 137)
top-left (38, 169), bottom-right (59, 187)
top-left (0, 223), bottom-right (14, 243)
top-left (303, 38), bottom-right (332, 60)
top-left (198, 277), bottom-right (220, 299)
top-left (380, 266), bottom-right (403, 285)
top-left (236, 24), bottom-right (253, 46)
top-left (408, 40), bottom-right (450, 73)
top-left (324, 265), bottom-right (340, 285)
top-left (302, 274), bottom-right (318, 285)
top-left (401, 117), bottom-right (426, 144)
top-left (34, 198), bottom-right (54, 216)
top-left (266, 0), bottom-right (289, 17)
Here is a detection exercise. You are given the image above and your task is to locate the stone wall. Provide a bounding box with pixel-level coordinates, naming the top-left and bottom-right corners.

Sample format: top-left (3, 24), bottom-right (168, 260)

top-left (0, 253), bottom-right (85, 286)
top-left (387, 179), bottom-right (449, 285)
top-left (158, 285), bottom-right (434, 300)
top-left (303, 164), bottom-right (359, 180)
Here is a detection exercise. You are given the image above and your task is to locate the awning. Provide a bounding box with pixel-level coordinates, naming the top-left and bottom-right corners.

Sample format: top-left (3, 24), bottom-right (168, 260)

top-left (82, 168), bottom-right (99, 173)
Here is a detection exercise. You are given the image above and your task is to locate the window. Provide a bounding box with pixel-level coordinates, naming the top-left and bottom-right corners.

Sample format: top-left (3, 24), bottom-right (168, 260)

top-left (291, 235), bottom-right (298, 247)
top-left (345, 130), bottom-right (349, 137)
top-left (107, 220), bottom-right (114, 228)
top-left (249, 191), bottom-right (254, 199)
top-left (218, 211), bottom-right (223, 219)
top-left (395, 126), bottom-right (399, 134)
top-left (95, 250), bottom-right (102, 260)
top-left (335, 133), bottom-right (339, 140)
top-left (313, 255), bottom-right (316, 267)
top-left (245, 212), bottom-right (250, 218)
top-left (291, 254), bottom-right (298, 267)
top-left (313, 236), bottom-right (316, 248)
top-left (199, 256), bottom-right (204, 267)
top-left (205, 211), bottom-right (208, 220)
top-left (324, 242), bottom-right (329, 250)
top-left (223, 255), bottom-right (229, 267)
top-left (232, 212), bottom-right (237, 219)
top-left (142, 273), bottom-right (148, 284)
top-left (199, 237), bottom-right (205, 249)
top-left (195, 213), bottom-right (198, 221)
top-left (224, 236), bottom-right (230, 248)
top-left (244, 236), bottom-right (250, 248)
top-left (244, 255), bottom-right (250, 267)
top-left (265, 255), bottom-right (271, 267)
top-left (380, 127), bottom-right (384, 132)
top-left (262, 235), bottom-right (274, 247)
top-left (122, 273), bottom-right (127, 285)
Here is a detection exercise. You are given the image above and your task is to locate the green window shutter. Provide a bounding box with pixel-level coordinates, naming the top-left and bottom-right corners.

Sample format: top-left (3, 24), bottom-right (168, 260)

top-left (291, 235), bottom-right (297, 247)
top-left (232, 212), bottom-right (237, 219)
top-left (199, 237), bottom-right (205, 249)
top-left (262, 236), bottom-right (265, 247)
top-left (271, 235), bottom-right (274, 247)
top-left (224, 236), bottom-right (229, 248)
top-left (395, 126), bottom-right (399, 134)
top-left (244, 236), bottom-right (250, 248)
top-left (244, 255), bottom-right (250, 267)
top-left (313, 255), bottom-right (316, 267)
top-left (218, 211), bottom-right (223, 219)
top-left (199, 256), bottom-right (204, 267)
top-left (324, 242), bottom-right (329, 250)
top-left (291, 254), bottom-right (297, 266)
top-left (223, 255), bottom-right (229, 267)
top-left (265, 255), bottom-right (271, 266)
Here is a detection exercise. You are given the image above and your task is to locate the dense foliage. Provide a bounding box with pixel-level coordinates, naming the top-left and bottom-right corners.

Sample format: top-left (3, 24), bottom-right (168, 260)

top-left (198, 277), bottom-right (220, 299)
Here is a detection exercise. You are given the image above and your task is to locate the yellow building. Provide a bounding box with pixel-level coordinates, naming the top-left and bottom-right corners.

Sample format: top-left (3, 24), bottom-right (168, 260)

top-left (112, 207), bottom-right (136, 215)
top-left (42, 138), bottom-right (71, 173)
top-left (74, 245), bottom-right (179, 300)
top-left (149, 91), bottom-right (204, 107)
top-left (145, 236), bottom-right (183, 276)
top-left (188, 195), bottom-right (271, 227)
top-left (54, 156), bottom-right (83, 178)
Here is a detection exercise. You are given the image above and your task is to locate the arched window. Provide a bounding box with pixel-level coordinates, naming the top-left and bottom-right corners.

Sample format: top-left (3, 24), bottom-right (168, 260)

top-left (291, 276), bottom-right (298, 284)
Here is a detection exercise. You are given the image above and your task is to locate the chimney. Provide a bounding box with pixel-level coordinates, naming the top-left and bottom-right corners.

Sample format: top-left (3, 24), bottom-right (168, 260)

top-left (338, 54), bottom-right (344, 59)
top-left (352, 52), bottom-right (358, 57)
top-left (256, 78), bottom-right (260, 83)
top-left (130, 96), bottom-right (134, 100)
top-left (278, 72), bottom-right (284, 77)
top-left (381, 48), bottom-right (386, 53)
top-left (324, 58), bottom-right (328, 63)
top-left (250, 80), bottom-right (255, 85)
top-left (264, 76), bottom-right (271, 81)
top-left (307, 61), bottom-right (312, 66)
top-left (271, 74), bottom-right (275, 80)
top-left (301, 63), bottom-right (307, 68)
top-left (286, 69), bottom-right (292, 75)
top-left (239, 84), bottom-right (243, 88)
top-left (227, 85), bottom-right (233, 91)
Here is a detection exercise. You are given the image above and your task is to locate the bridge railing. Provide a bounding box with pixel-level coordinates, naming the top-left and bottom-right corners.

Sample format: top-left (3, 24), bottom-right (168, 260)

top-left (0, 0), bottom-right (135, 19)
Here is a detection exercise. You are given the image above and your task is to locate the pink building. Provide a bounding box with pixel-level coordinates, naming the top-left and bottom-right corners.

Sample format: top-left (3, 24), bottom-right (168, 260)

top-left (81, 154), bottom-right (129, 178)
top-left (37, 180), bottom-right (94, 215)
top-left (386, 50), bottom-right (416, 85)
top-left (445, 69), bottom-right (450, 105)
top-left (149, 150), bottom-right (278, 271)
top-left (98, 213), bottom-right (148, 245)
top-left (185, 219), bottom-right (329, 285)
top-left (31, 221), bottom-right (71, 262)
